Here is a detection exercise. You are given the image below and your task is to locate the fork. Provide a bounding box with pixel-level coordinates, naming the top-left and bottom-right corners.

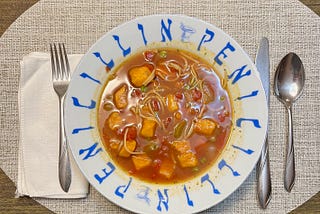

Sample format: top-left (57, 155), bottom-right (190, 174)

top-left (50, 43), bottom-right (72, 193)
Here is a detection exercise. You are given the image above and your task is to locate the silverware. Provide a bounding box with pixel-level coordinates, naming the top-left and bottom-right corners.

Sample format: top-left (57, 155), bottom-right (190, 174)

top-left (50, 43), bottom-right (72, 192)
top-left (255, 37), bottom-right (272, 208)
top-left (274, 52), bottom-right (305, 192)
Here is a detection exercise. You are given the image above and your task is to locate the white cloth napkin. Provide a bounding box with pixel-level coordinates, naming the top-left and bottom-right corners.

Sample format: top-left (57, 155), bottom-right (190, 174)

top-left (16, 52), bottom-right (89, 198)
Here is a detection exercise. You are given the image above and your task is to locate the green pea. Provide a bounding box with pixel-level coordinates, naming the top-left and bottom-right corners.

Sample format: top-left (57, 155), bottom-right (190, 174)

top-left (159, 50), bottom-right (167, 58)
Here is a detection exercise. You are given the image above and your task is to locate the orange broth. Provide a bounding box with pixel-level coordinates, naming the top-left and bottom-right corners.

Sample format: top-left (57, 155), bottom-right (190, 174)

top-left (98, 48), bottom-right (232, 184)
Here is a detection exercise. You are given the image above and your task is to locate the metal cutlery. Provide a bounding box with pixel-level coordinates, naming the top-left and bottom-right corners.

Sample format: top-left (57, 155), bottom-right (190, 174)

top-left (50, 43), bottom-right (72, 192)
top-left (255, 37), bottom-right (272, 208)
top-left (274, 52), bottom-right (305, 192)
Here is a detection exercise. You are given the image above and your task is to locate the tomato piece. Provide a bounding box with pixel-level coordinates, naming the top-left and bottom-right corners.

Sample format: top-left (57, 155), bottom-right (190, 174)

top-left (151, 99), bottom-right (160, 112)
top-left (144, 51), bottom-right (156, 61)
top-left (218, 113), bottom-right (225, 122)
top-left (131, 89), bottom-right (142, 97)
top-left (193, 88), bottom-right (202, 101)
top-left (163, 117), bottom-right (172, 128)
top-left (218, 110), bottom-right (229, 122)
top-left (126, 126), bottom-right (137, 140)
top-left (175, 92), bottom-right (183, 99)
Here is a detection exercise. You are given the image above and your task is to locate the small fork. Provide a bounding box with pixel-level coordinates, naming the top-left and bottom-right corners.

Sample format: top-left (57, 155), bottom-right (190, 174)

top-left (50, 43), bottom-right (72, 192)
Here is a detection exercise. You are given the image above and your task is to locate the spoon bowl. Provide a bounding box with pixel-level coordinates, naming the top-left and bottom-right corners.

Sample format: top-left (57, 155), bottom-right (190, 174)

top-left (274, 53), bottom-right (305, 106)
top-left (274, 52), bottom-right (305, 192)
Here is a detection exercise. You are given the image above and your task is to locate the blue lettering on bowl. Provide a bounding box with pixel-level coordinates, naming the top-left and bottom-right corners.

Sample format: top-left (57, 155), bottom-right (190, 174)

top-left (93, 52), bottom-right (114, 69)
top-left (232, 145), bottom-right (254, 155)
top-left (157, 189), bottom-right (169, 211)
top-left (115, 177), bottom-right (132, 199)
top-left (214, 42), bottom-right (235, 65)
top-left (112, 35), bottom-right (131, 57)
top-left (183, 185), bottom-right (194, 207)
top-left (228, 64), bottom-right (251, 84)
top-left (79, 142), bottom-right (103, 160)
top-left (72, 97), bottom-right (96, 109)
top-left (136, 186), bottom-right (151, 205)
top-left (79, 72), bottom-right (101, 84)
top-left (72, 126), bottom-right (94, 134)
top-left (236, 90), bottom-right (258, 101)
top-left (236, 118), bottom-right (261, 128)
top-left (137, 23), bottom-right (148, 45)
top-left (218, 159), bottom-right (240, 176)
top-left (160, 19), bottom-right (172, 42)
top-left (201, 174), bottom-right (220, 195)
top-left (94, 162), bottom-right (116, 184)
top-left (197, 28), bottom-right (215, 51)
top-left (180, 23), bottom-right (196, 42)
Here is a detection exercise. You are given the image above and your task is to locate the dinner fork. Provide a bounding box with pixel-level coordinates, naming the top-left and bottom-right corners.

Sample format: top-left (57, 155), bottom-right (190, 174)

top-left (50, 43), bottom-right (72, 193)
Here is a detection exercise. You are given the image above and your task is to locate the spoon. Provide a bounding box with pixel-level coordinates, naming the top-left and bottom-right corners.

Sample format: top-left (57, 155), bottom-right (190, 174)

top-left (274, 52), bottom-right (305, 192)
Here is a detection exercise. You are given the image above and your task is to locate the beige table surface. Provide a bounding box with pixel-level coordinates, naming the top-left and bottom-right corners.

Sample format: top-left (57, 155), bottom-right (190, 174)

top-left (0, 0), bottom-right (319, 213)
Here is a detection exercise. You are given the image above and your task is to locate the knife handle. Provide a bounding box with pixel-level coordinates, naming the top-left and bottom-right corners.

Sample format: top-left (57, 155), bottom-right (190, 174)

top-left (257, 138), bottom-right (272, 208)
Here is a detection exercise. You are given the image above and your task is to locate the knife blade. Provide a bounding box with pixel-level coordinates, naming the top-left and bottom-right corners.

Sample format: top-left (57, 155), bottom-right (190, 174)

top-left (255, 37), bottom-right (272, 209)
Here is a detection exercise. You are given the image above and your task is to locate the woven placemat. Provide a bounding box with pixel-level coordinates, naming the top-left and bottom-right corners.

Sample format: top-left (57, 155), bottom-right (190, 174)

top-left (0, 0), bottom-right (319, 213)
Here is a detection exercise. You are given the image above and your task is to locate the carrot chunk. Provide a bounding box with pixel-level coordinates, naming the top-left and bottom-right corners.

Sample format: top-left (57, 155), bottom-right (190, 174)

top-left (119, 140), bottom-right (137, 157)
top-left (167, 94), bottom-right (179, 112)
top-left (172, 140), bottom-right (191, 153)
top-left (107, 112), bottom-right (122, 131)
top-left (172, 141), bottom-right (198, 168)
top-left (177, 152), bottom-right (198, 168)
top-left (132, 154), bottom-right (152, 170)
top-left (159, 158), bottom-right (175, 179)
top-left (194, 119), bottom-right (216, 136)
top-left (140, 119), bottom-right (157, 138)
top-left (128, 66), bottom-right (153, 87)
top-left (114, 84), bottom-right (128, 109)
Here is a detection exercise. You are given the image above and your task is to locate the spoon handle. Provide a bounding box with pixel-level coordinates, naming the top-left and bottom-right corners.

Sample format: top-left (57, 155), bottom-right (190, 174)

top-left (285, 105), bottom-right (295, 192)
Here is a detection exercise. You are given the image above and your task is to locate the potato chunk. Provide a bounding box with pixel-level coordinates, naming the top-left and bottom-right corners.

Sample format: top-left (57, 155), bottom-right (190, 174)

top-left (132, 154), bottom-right (152, 170)
top-left (114, 84), bottom-right (128, 109)
top-left (177, 152), bottom-right (198, 168)
top-left (159, 158), bottom-right (175, 179)
top-left (194, 119), bottom-right (216, 136)
top-left (167, 94), bottom-right (179, 112)
top-left (119, 139), bottom-right (137, 157)
top-left (172, 140), bottom-right (191, 154)
top-left (128, 66), bottom-right (152, 87)
top-left (107, 112), bottom-right (122, 131)
top-left (140, 119), bottom-right (157, 138)
top-left (172, 141), bottom-right (198, 168)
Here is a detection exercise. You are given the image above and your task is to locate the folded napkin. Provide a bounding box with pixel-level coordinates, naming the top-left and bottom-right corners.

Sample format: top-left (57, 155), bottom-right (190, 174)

top-left (17, 52), bottom-right (89, 198)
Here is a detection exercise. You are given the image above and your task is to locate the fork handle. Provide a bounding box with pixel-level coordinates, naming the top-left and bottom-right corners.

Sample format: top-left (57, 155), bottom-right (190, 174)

top-left (58, 96), bottom-right (72, 192)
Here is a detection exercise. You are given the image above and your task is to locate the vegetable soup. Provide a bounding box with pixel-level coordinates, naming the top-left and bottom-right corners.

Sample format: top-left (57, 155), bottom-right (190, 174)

top-left (98, 48), bottom-right (232, 184)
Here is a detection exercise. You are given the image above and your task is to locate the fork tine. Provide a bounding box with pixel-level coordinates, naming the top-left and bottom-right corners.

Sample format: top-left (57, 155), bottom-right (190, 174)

top-left (50, 44), bottom-right (57, 80)
top-left (58, 43), bottom-right (66, 80)
top-left (53, 43), bottom-right (61, 80)
top-left (61, 43), bottom-right (71, 80)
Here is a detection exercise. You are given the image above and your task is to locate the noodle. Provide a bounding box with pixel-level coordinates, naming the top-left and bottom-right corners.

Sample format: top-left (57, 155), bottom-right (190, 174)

top-left (123, 127), bottom-right (144, 155)
top-left (179, 51), bottom-right (200, 64)
top-left (185, 120), bottom-right (195, 139)
top-left (142, 69), bottom-right (156, 86)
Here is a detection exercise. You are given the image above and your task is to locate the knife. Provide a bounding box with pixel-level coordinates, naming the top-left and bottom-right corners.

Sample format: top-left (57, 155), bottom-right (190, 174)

top-left (255, 37), bottom-right (272, 209)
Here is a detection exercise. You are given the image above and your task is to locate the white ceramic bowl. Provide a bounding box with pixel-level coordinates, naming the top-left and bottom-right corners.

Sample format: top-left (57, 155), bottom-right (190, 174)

top-left (64, 14), bottom-right (267, 214)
